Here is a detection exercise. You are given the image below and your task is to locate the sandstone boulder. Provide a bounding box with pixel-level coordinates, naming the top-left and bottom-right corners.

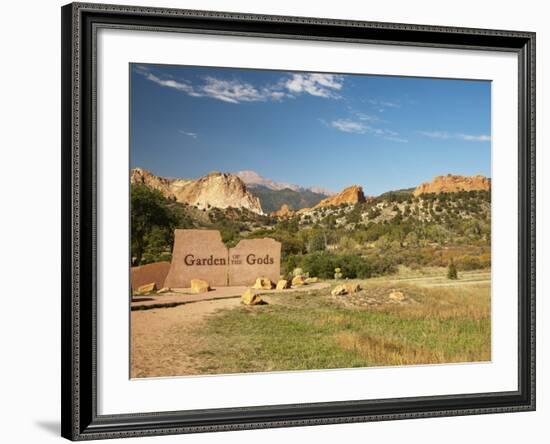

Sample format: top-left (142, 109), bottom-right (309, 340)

top-left (241, 289), bottom-right (264, 305)
top-left (345, 283), bottom-right (361, 294)
top-left (305, 277), bottom-right (319, 284)
top-left (331, 285), bottom-right (348, 296)
top-left (276, 279), bottom-right (290, 290)
top-left (291, 275), bottom-right (306, 286)
top-left (252, 277), bottom-right (274, 290)
top-left (389, 290), bottom-right (405, 301)
top-left (137, 282), bottom-right (156, 294)
top-left (190, 279), bottom-right (210, 294)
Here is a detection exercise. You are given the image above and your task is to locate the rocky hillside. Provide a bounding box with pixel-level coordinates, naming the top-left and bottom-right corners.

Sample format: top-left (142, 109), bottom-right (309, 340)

top-left (131, 168), bottom-right (264, 214)
top-left (414, 174), bottom-right (491, 197)
top-left (271, 204), bottom-right (293, 218)
top-left (294, 188), bottom-right (490, 232)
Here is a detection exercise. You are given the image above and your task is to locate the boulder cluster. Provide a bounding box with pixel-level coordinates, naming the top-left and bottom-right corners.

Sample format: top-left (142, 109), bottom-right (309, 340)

top-left (240, 272), bottom-right (320, 305)
top-left (134, 282), bottom-right (171, 296)
top-left (331, 282), bottom-right (362, 296)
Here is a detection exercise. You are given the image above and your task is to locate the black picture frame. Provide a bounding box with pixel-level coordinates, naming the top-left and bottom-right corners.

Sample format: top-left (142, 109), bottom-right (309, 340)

top-left (61, 2), bottom-right (536, 440)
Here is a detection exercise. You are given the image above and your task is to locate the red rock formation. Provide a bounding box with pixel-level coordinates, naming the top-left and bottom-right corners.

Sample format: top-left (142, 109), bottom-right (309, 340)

top-left (270, 204), bottom-right (294, 218)
top-left (413, 174), bottom-right (491, 197)
top-left (313, 185), bottom-right (366, 208)
top-left (130, 168), bottom-right (264, 214)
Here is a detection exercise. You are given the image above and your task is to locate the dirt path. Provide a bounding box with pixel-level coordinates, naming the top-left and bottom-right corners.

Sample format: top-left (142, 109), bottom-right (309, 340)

top-left (132, 282), bottom-right (330, 309)
top-left (131, 298), bottom-right (241, 378)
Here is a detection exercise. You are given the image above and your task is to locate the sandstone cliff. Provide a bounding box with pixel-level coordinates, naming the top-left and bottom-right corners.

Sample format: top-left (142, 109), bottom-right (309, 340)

top-left (413, 174), bottom-right (491, 197)
top-left (131, 168), bottom-right (176, 199)
top-left (130, 168), bottom-right (264, 214)
top-left (313, 185), bottom-right (366, 208)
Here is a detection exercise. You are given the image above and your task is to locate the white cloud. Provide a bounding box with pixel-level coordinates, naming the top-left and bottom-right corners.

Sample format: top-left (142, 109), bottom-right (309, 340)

top-left (200, 77), bottom-right (269, 103)
top-left (417, 130), bottom-right (452, 139)
top-left (136, 66), bottom-right (343, 104)
top-left (367, 99), bottom-right (401, 112)
top-left (329, 118), bottom-right (407, 142)
top-left (418, 130), bottom-right (491, 142)
top-left (178, 130), bottom-right (197, 139)
top-left (384, 136), bottom-right (408, 143)
top-left (141, 71), bottom-right (196, 94)
top-left (284, 73), bottom-right (343, 98)
top-left (331, 119), bottom-right (368, 134)
top-left (355, 112), bottom-right (379, 122)
top-left (458, 134), bottom-right (491, 142)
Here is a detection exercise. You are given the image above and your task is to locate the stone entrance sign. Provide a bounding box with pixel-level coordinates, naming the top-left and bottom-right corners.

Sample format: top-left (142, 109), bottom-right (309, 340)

top-left (164, 230), bottom-right (229, 288)
top-left (163, 229), bottom-right (281, 288)
top-left (228, 239), bottom-right (281, 286)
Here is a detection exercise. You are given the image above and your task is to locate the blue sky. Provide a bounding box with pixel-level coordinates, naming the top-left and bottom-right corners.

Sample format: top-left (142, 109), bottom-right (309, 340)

top-left (130, 64), bottom-right (491, 196)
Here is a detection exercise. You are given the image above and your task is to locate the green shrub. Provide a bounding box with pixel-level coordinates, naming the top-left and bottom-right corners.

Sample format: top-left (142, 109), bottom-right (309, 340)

top-left (447, 260), bottom-right (458, 280)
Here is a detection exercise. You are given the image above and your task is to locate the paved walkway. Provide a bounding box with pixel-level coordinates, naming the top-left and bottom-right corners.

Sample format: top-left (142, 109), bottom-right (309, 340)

top-left (131, 282), bottom-right (330, 310)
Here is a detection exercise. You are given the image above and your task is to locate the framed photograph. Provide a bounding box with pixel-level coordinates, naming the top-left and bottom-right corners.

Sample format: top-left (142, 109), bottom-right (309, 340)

top-left (61, 2), bottom-right (535, 440)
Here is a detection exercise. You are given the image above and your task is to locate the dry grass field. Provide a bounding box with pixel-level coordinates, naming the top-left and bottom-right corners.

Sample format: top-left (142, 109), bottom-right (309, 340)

top-left (131, 267), bottom-right (490, 378)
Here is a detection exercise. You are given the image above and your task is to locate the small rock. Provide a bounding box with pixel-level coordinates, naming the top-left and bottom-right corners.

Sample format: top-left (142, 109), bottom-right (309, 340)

top-left (190, 279), bottom-right (210, 294)
top-left (291, 275), bottom-right (306, 286)
top-left (276, 279), bottom-right (290, 290)
top-left (388, 290), bottom-right (405, 301)
top-left (305, 277), bottom-right (319, 284)
top-left (157, 287), bottom-right (171, 294)
top-left (137, 282), bottom-right (156, 294)
top-left (252, 277), bottom-right (274, 290)
top-left (241, 288), bottom-right (264, 305)
top-left (344, 283), bottom-right (361, 294)
top-left (331, 284), bottom-right (348, 296)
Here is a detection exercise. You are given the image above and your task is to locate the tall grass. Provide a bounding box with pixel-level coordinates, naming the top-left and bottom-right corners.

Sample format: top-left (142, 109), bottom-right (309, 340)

top-left (189, 281), bottom-right (490, 374)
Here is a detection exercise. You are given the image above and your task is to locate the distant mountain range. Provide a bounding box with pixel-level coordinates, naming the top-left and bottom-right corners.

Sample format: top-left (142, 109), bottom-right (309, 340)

top-left (235, 170), bottom-right (334, 196)
top-left (247, 185), bottom-right (328, 214)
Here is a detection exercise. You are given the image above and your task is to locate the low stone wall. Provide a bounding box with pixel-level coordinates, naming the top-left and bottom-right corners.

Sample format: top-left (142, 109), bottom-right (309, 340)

top-left (131, 261), bottom-right (171, 291)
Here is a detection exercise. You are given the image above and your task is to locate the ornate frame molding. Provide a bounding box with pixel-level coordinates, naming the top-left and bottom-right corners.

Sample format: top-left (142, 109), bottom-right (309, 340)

top-left (61, 2), bottom-right (535, 440)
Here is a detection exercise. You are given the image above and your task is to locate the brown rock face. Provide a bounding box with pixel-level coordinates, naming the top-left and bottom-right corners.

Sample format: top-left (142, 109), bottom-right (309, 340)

top-left (413, 174), bottom-right (491, 197)
top-left (271, 204), bottom-right (294, 218)
top-left (131, 168), bottom-right (264, 214)
top-left (313, 185), bottom-right (366, 208)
